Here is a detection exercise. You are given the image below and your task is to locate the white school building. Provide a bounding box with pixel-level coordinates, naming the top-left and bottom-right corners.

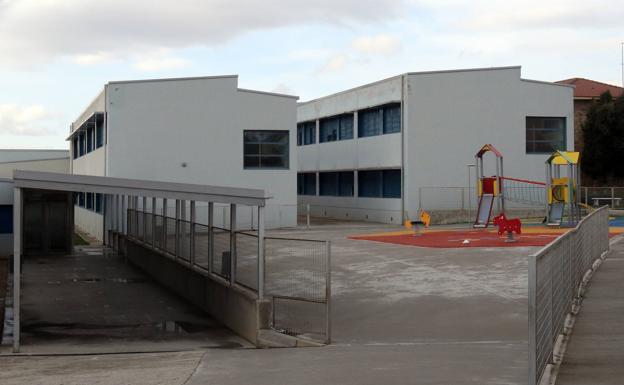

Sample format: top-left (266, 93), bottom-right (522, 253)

top-left (69, 75), bottom-right (298, 241)
top-left (296, 66), bottom-right (574, 224)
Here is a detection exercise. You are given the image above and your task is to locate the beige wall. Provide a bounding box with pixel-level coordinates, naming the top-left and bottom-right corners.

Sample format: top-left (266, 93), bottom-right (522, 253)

top-left (0, 157), bottom-right (69, 178)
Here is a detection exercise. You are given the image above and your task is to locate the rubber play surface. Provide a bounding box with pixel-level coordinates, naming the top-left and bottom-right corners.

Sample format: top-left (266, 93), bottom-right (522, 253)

top-left (349, 225), bottom-right (623, 249)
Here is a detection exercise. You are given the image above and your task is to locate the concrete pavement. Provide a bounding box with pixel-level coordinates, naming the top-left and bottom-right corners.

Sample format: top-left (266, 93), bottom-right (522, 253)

top-left (556, 239), bottom-right (624, 385)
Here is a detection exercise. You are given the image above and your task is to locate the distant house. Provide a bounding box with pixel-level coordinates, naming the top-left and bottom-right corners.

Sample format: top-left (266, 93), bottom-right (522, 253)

top-left (555, 78), bottom-right (624, 152)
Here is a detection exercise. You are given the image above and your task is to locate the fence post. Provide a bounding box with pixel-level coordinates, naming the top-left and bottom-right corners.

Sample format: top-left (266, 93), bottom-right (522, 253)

top-left (528, 253), bottom-right (537, 385)
top-left (611, 187), bottom-right (615, 208)
top-left (326, 240), bottom-right (332, 345)
top-left (208, 202), bottom-right (214, 275)
top-left (307, 203), bottom-right (310, 230)
top-left (162, 199), bottom-right (167, 250)
top-left (230, 203), bottom-right (237, 285)
top-left (258, 205), bottom-right (265, 299)
top-left (175, 200), bottom-right (180, 259)
top-left (151, 197), bottom-right (156, 248)
top-left (190, 201), bottom-right (196, 267)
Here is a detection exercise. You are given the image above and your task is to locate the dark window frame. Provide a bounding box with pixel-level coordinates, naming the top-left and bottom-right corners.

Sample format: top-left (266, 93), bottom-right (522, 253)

top-left (358, 169), bottom-right (401, 198)
top-left (0, 205), bottom-right (13, 234)
top-left (526, 116), bottom-right (567, 154)
top-left (297, 121), bottom-right (316, 146)
top-left (358, 103), bottom-right (401, 138)
top-left (243, 130), bottom-right (290, 170)
top-left (297, 172), bottom-right (317, 196)
top-left (319, 114), bottom-right (354, 143)
top-left (319, 171), bottom-right (354, 197)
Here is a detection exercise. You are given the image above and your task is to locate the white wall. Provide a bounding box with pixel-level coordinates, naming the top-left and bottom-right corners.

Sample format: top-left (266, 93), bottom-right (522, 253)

top-left (0, 157), bottom-right (69, 178)
top-left (104, 77), bottom-right (298, 229)
top-left (405, 67), bottom-right (574, 218)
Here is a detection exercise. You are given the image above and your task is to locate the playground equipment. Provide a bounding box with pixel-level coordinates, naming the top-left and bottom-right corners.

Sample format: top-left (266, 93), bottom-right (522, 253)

top-left (474, 144), bottom-right (504, 228)
top-left (545, 151), bottom-right (581, 227)
top-left (493, 213), bottom-right (522, 243)
top-left (404, 211), bottom-right (431, 236)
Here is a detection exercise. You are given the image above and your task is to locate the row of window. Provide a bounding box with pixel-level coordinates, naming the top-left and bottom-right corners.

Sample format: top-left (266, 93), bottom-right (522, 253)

top-left (297, 103), bottom-right (401, 146)
top-left (75, 192), bottom-right (104, 214)
top-left (297, 169), bottom-right (401, 198)
top-left (73, 114), bottom-right (105, 159)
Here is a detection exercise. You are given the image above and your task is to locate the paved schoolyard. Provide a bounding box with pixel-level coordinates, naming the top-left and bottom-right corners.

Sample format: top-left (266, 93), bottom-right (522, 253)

top-left (1, 220), bottom-right (537, 384)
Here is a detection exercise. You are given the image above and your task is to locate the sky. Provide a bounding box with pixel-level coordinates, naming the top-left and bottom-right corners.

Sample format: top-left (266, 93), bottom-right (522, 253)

top-left (0, 0), bottom-right (622, 150)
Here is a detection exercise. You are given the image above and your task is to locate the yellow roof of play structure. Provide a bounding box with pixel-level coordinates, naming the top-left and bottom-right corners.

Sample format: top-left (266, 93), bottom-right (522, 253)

top-left (546, 151), bottom-right (580, 165)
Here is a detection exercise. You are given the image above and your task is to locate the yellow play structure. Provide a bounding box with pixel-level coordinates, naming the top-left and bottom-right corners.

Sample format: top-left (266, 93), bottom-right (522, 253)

top-left (545, 151), bottom-right (581, 227)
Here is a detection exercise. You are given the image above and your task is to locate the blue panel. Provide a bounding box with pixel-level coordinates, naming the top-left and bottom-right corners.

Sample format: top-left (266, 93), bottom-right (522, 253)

top-left (383, 105), bottom-right (401, 134)
top-left (0, 205), bottom-right (13, 234)
top-left (382, 169), bottom-right (401, 198)
top-left (358, 109), bottom-right (383, 137)
top-left (339, 115), bottom-right (354, 140)
top-left (320, 118), bottom-right (339, 142)
top-left (358, 170), bottom-right (382, 197)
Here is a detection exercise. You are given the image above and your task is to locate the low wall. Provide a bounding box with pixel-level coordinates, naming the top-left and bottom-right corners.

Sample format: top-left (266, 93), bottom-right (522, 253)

top-left (125, 239), bottom-right (270, 345)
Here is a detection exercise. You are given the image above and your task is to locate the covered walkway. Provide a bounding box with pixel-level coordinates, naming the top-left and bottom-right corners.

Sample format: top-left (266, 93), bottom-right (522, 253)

top-left (9, 170), bottom-right (270, 353)
top-left (556, 238), bottom-right (624, 384)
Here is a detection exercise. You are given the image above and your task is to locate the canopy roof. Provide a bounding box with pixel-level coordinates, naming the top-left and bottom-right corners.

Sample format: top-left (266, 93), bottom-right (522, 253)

top-left (475, 144), bottom-right (503, 158)
top-left (546, 151), bottom-right (580, 165)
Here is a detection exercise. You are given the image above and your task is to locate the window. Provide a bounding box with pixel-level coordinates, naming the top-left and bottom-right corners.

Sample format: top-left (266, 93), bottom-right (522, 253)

top-left (358, 103), bottom-right (401, 138)
top-left (86, 192), bottom-right (94, 210)
top-left (79, 132), bottom-right (86, 156)
top-left (96, 116), bottom-right (104, 148)
top-left (87, 126), bottom-right (94, 153)
top-left (297, 173), bottom-right (317, 195)
top-left (526, 117), bottom-right (566, 154)
top-left (297, 121), bottom-right (316, 146)
top-left (320, 114), bottom-right (354, 142)
top-left (73, 137), bottom-right (79, 159)
top-left (319, 171), bottom-right (354, 196)
top-left (244, 130), bottom-right (289, 169)
top-left (358, 169), bottom-right (401, 198)
top-left (95, 193), bottom-right (104, 214)
top-left (78, 192), bottom-right (85, 207)
top-left (0, 205), bottom-right (13, 234)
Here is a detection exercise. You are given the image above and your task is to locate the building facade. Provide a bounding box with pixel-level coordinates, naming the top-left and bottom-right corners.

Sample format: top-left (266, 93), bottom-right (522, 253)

top-left (69, 75), bottom-right (298, 241)
top-left (0, 149), bottom-right (70, 256)
top-left (297, 66), bottom-right (574, 224)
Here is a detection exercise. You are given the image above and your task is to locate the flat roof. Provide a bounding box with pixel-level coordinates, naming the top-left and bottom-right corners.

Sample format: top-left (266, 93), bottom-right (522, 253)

top-left (298, 66), bottom-right (572, 105)
top-left (12, 170), bottom-right (270, 206)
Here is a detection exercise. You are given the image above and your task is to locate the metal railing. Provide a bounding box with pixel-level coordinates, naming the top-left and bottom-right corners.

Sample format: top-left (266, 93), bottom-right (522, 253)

top-left (580, 186), bottom-right (624, 208)
top-left (126, 208), bottom-right (332, 343)
top-left (528, 206), bottom-right (610, 385)
top-left (265, 237), bottom-right (331, 344)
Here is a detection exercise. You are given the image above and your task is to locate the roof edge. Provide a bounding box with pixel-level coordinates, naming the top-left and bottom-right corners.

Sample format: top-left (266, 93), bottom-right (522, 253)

top-left (238, 88), bottom-right (299, 100)
top-left (107, 74), bottom-right (239, 86)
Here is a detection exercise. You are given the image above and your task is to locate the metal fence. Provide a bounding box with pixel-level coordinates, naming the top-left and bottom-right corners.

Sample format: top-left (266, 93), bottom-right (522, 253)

top-left (580, 186), bottom-right (624, 208)
top-left (265, 237), bottom-right (331, 344)
top-left (528, 206), bottom-right (610, 385)
top-left (126, 208), bottom-right (332, 344)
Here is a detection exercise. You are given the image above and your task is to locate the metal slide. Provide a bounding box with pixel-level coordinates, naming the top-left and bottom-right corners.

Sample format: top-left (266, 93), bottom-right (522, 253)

top-left (474, 193), bottom-right (494, 228)
top-left (547, 202), bottom-right (565, 226)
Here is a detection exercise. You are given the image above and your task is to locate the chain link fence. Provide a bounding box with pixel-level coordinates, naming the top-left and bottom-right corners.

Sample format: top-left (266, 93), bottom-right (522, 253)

top-left (528, 206), bottom-right (610, 385)
top-left (265, 237), bottom-right (330, 343)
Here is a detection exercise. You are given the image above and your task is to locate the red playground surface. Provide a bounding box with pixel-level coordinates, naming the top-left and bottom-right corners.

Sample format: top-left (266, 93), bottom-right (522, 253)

top-left (348, 228), bottom-right (619, 248)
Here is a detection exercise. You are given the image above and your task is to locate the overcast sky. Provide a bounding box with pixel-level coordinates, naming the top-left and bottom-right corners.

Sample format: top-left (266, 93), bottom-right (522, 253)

top-left (0, 0), bottom-right (622, 149)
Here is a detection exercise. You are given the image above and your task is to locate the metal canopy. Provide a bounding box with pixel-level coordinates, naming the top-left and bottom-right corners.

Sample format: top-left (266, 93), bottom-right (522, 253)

top-left (66, 111), bottom-right (104, 140)
top-left (12, 170), bottom-right (269, 206)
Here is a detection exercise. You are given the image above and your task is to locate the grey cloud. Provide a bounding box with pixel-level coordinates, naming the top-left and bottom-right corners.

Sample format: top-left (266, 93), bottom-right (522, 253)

top-left (0, 0), bottom-right (406, 67)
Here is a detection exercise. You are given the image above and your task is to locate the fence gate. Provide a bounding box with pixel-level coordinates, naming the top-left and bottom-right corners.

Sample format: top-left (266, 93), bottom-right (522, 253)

top-left (264, 237), bottom-right (331, 344)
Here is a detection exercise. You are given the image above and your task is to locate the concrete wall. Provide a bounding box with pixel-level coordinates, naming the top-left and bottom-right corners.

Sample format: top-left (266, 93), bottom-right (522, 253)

top-left (126, 239), bottom-right (270, 345)
top-left (297, 67), bottom-right (574, 223)
top-left (0, 158), bottom-right (69, 178)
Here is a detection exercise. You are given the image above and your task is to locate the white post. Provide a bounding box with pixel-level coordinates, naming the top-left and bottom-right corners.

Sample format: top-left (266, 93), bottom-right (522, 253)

top-left (190, 201), bottom-right (196, 267)
top-left (208, 202), bottom-right (214, 274)
top-left (258, 205), bottom-right (265, 299)
top-left (230, 203), bottom-right (237, 285)
top-left (306, 203), bottom-right (310, 230)
top-left (151, 197), bottom-right (156, 248)
top-left (13, 187), bottom-right (21, 353)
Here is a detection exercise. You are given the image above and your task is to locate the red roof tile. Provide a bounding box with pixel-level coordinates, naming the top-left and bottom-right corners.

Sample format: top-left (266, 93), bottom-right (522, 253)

top-left (556, 78), bottom-right (623, 99)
